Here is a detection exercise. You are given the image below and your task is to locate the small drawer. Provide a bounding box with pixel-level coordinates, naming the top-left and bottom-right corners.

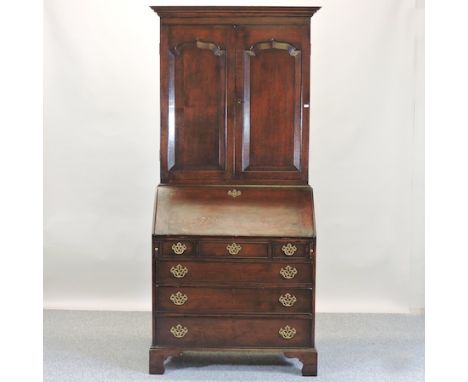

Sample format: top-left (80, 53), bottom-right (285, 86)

top-left (273, 242), bottom-right (308, 258)
top-left (156, 316), bottom-right (312, 348)
top-left (156, 286), bottom-right (312, 314)
top-left (198, 241), bottom-right (268, 258)
top-left (157, 261), bottom-right (312, 284)
top-left (161, 240), bottom-right (194, 256)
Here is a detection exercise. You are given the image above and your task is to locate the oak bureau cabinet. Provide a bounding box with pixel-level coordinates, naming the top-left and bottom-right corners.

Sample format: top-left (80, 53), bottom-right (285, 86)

top-left (149, 6), bottom-right (320, 376)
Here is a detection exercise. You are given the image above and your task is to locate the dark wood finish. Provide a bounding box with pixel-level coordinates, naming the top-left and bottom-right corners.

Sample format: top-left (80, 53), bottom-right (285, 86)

top-left (285, 349), bottom-right (318, 376)
top-left (150, 6), bottom-right (319, 376)
top-left (153, 185), bottom-right (315, 238)
top-left (154, 6), bottom-right (315, 185)
top-left (272, 242), bottom-right (309, 258)
top-left (152, 6), bottom-right (320, 18)
top-left (155, 316), bottom-right (312, 348)
top-left (198, 241), bottom-right (268, 258)
top-left (161, 240), bottom-right (195, 256)
top-left (155, 237), bottom-right (315, 260)
top-left (149, 347), bottom-right (318, 376)
top-left (156, 286), bottom-right (313, 314)
top-left (149, 348), bottom-right (182, 374)
top-left (159, 25), bottom-right (234, 183)
top-left (235, 26), bottom-right (309, 182)
top-left (156, 260), bottom-right (313, 285)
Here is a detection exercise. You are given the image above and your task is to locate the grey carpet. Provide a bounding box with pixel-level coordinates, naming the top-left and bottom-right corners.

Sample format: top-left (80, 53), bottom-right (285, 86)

top-left (44, 310), bottom-right (424, 381)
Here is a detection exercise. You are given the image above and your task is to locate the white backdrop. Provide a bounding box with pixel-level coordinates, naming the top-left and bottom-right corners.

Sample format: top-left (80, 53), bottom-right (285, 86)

top-left (44, 0), bottom-right (424, 313)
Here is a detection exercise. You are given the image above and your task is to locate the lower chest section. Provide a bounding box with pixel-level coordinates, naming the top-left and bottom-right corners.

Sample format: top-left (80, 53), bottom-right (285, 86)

top-left (152, 236), bottom-right (316, 349)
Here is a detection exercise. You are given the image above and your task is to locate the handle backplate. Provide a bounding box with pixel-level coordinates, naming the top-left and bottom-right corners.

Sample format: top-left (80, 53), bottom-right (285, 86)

top-left (170, 291), bottom-right (188, 306)
top-left (226, 243), bottom-right (242, 255)
top-left (279, 293), bottom-right (297, 307)
top-left (170, 324), bottom-right (188, 338)
top-left (171, 242), bottom-right (187, 255)
top-left (279, 325), bottom-right (297, 339)
top-left (281, 243), bottom-right (297, 256)
top-left (170, 264), bottom-right (188, 278)
top-left (279, 265), bottom-right (298, 279)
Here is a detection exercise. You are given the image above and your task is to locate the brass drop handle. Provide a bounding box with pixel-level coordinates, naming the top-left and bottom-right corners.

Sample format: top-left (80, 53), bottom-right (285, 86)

top-left (226, 243), bottom-right (242, 255)
top-left (281, 243), bottom-right (297, 256)
top-left (227, 189), bottom-right (241, 198)
top-left (279, 293), bottom-right (297, 307)
top-left (170, 264), bottom-right (188, 278)
top-left (279, 325), bottom-right (296, 339)
top-left (170, 291), bottom-right (188, 306)
top-left (170, 324), bottom-right (188, 338)
top-left (279, 265), bottom-right (298, 279)
top-left (172, 242), bottom-right (187, 254)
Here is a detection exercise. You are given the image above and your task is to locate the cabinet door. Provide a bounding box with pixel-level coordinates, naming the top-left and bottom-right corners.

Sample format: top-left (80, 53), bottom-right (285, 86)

top-left (235, 26), bottom-right (310, 183)
top-left (160, 26), bottom-right (234, 183)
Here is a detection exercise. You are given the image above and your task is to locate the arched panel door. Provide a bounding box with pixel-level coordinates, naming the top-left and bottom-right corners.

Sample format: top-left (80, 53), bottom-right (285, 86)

top-left (235, 26), bottom-right (310, 183)
top-left (160, 26), bottom-right (234, 183)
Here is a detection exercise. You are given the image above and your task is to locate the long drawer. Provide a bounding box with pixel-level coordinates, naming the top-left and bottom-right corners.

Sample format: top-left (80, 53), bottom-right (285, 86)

top-left (156, 261), bottom-right (313, 285)
top-left (156, 286), bottom-right (312, 314)
top-left (156, 316), bottom-right (312, 348)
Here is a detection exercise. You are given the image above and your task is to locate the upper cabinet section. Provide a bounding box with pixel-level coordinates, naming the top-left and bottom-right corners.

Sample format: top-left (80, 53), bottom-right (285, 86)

top-left (152, 7), bottom-right (320, 185)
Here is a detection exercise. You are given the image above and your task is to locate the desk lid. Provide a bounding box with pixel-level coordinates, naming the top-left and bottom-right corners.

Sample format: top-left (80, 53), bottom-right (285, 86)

top-left (153, 185), bottom-right (315, 238)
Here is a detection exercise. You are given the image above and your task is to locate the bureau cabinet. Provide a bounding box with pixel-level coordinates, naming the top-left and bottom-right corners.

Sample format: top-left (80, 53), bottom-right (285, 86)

top-left (150, 6), bottom-right (320, 377)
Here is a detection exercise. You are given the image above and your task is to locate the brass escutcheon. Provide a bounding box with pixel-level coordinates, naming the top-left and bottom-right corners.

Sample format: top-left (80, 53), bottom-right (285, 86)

top-left (170, 291), bottom-right (188, 306)
top-left (227, 189), bottom-right (241, 198)
top-left (281, 243), bottom-right (297, 256)
top-left (279, 293), bottom-right (297, 307)
top-left (170, 264), bottom-right (188, 278)
top-left (171, 242), bottom-right (187, 255)
top-left (226, 243), bottom-right (242, 255)
top-left (170, 324), bottom-right (188, 338)
top-left (279, 265), bottom-right (298, 279)
top-left (279, 325), bottom-right (297, 340)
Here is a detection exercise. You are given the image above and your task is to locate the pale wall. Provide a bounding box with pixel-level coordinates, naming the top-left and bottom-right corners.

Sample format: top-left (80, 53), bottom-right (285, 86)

top-left (44, 0), bottom-right (424, 313)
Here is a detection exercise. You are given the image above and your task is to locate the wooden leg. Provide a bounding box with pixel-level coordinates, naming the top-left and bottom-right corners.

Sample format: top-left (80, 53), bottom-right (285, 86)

top-left (284, 349), bottom-right (318, 376)
top-left (149, 349), bottom-right (166, 374)
top-left (149, 348), bottom-right (181, 375)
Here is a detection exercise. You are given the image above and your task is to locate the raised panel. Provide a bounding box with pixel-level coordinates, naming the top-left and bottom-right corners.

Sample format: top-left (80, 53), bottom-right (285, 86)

top-left (243, 44), bottom-right (300, 171)
top-left (235, 26), bottom-right (310, 183)
top-left (169, 41), bottom-right (225, 171)
top-left (160, 26), bottom-right (233, 182)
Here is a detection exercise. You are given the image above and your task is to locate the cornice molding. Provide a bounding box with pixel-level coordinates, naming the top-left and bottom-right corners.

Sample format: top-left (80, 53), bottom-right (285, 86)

top-left (151, 6), bottom-right (320, 18)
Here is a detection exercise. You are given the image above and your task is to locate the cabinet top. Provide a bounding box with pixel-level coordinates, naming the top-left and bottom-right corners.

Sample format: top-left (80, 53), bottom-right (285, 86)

top-left (151, 6), bottom-right (320, 19)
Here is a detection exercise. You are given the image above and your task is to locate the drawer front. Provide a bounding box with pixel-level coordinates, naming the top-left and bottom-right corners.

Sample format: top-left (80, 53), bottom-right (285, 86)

top-left (157, 261), bottom-right (312, 284)
top-left (161, 240), bottom-right (194, 256)
top-left (157, 287), bottom-right (312, 314)
top-left (272, 242), bottom-right (309, 258)
top-left (156, 317), bottom-right (312, 348)
top-left (198, 241), bottom-right (268, 258)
